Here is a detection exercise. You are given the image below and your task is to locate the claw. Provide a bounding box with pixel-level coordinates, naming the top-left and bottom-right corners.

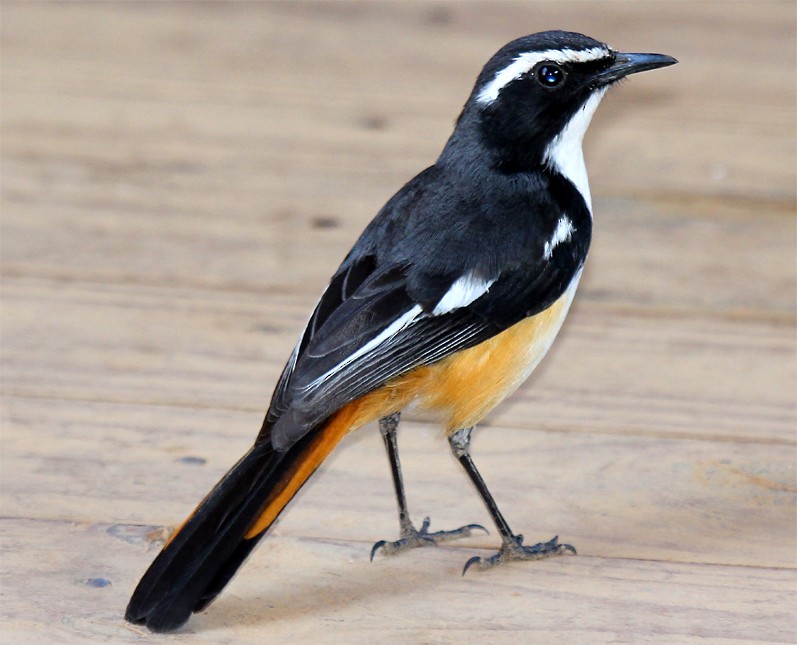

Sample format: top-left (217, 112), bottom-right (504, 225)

top-left (461, 534), bottom-right (576, 573)
top-left (461, 555), bottom-right (485, 576)
top-left (462, 523), bottom-right (489, 536)
top-left (370, 540), bottom-right (388, 562)
top-left (370, 518), bottom-right (487, 560)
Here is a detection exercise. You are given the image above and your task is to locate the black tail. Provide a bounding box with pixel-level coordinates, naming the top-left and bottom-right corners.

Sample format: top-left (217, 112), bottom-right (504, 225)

top-left (125, 420), bottom-right (335, 633)
top-left (125, 397), bottom-right (363, 633)
top-left (125, 441), bottom-right (280, 631)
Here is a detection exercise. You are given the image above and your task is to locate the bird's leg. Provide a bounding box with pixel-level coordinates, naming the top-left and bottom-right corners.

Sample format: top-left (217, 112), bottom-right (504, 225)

top-left (370, 413), bottom-right (486, 560)
top-left (448, 427), bottom-right (576, 575)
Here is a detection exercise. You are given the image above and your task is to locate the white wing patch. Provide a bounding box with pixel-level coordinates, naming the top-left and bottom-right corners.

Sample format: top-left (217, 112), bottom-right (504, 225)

top-left (476, 46), bottom-right (610, 106)
top-left (433, 273), bottom-right (496, 315)
top-left (301, 304), bottom-right (424, 390)
top-left (298, 273), bottom-right (495, 392)
top-left (542, 88), bottom-right (607, 212)
top-left (543, 216), bottom-right (575, 260)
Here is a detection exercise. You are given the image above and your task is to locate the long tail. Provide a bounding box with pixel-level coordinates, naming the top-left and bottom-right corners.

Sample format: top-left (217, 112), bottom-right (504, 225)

top-left (125, 415), bottom-right (350, 633)
top-left (125, 379), bottom-right (410, 632)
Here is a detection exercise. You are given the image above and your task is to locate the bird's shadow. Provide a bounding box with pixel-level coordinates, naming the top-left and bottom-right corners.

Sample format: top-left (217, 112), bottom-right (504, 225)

top-left (190, 538), bottom-right (465, 633)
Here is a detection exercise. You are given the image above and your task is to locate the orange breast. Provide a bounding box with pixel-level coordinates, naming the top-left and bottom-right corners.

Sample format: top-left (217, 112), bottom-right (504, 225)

top-left (417, 281), bottom-right (579, 432)
top-left (334, 278), bottom-right (580, 436)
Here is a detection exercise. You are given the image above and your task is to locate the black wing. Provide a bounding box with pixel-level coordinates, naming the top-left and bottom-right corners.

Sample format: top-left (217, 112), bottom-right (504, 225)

top-left (261, 166), bottom-right (591, 451)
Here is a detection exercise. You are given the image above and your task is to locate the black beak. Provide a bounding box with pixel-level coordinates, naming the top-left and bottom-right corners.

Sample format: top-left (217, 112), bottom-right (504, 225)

top-left (596, 52), bottom-right (678, 85)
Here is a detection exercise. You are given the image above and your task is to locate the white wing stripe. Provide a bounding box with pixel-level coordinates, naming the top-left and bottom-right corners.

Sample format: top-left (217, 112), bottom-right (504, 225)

top-left (300, 304), bottom-right (424, 391)
top-left (331, 322), bottom-right (485, 400)
top-left (300, 272), bottom-right (496, 393)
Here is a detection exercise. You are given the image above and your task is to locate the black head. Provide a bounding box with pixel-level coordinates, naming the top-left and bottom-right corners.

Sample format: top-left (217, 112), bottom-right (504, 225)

top-left (449, 31), bottom-right (676, 174)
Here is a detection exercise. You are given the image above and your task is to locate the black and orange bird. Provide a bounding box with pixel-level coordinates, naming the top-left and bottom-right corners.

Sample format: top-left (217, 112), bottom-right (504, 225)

top-left (126, 31), bottom-right (676, 632)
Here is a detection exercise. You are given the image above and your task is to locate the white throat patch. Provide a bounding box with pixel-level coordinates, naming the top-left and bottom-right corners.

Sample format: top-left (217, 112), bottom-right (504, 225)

top-left (542, 88), bottom-right (607, 212)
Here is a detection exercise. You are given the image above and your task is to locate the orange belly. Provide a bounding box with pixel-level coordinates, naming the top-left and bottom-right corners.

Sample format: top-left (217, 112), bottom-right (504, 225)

top-left (243, 280), bottom-right (580, 539)
top-left (333, 276), bottom-right (581, 435)
top-left (418, 277), bottom-right (579, 432)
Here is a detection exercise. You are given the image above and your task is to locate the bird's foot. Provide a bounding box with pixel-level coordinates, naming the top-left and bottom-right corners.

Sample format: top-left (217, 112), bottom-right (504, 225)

top-left (462, 534), bottom-right (576, 575)
top-left (370, 516), bottom-right (487, 560)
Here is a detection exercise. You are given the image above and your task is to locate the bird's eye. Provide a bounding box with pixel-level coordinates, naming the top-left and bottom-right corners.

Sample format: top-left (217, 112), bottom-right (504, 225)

top-left (535, 63), bottom-right (565, 88)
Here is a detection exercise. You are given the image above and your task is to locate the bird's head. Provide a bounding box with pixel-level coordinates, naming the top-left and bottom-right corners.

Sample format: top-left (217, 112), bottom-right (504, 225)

top-left (446, 31), bottom-right (676, 176)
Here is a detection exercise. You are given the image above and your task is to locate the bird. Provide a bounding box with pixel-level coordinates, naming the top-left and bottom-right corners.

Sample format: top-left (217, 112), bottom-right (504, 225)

top-left (125, 30), bottom-right (676, 633)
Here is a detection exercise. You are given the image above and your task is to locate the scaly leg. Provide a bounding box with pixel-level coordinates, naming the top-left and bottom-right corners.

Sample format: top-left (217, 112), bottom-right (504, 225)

top-left (370, 413), bottom-right (486, 560)
top-left (447, 427), bottom-right (576, 575)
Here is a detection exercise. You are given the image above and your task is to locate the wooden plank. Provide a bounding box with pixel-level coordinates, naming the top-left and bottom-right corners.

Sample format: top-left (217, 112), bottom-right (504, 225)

top-left (1, 1), bottom-right (795, 217)
top-left (1, 1), bottom-right (795, 643)
top-left (2, 517), bottom-right (794, 644)
top-left (2, 277), bottom-right (793, 442)
top-left (3, 396), bottom-right (795, 568)
top-left (2, 189), bottom-right (795, 314)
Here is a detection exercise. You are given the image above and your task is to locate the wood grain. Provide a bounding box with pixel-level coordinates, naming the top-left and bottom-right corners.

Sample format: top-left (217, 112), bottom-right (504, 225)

top-left (2, 1), bottom-right (795, 643)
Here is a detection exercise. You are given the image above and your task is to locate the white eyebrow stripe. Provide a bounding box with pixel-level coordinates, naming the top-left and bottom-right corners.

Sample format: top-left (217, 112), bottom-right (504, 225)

top-left (433, 273), bottom-right (496, 315)
top-left (476, 46), bottom-right (610, 105)
top-left (543, 216), bottom-right (575, 260)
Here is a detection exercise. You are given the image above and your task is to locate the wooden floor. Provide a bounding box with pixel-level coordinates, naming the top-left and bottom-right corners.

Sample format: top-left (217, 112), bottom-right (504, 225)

top-left (2, 2), bottom-right (795, 643)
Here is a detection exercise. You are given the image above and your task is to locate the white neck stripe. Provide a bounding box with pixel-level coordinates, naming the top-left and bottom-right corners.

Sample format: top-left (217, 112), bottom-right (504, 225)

top-left (477, 46), bottom-right (610, 105)
top-left (542, 87), bottom-right (607, 212)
